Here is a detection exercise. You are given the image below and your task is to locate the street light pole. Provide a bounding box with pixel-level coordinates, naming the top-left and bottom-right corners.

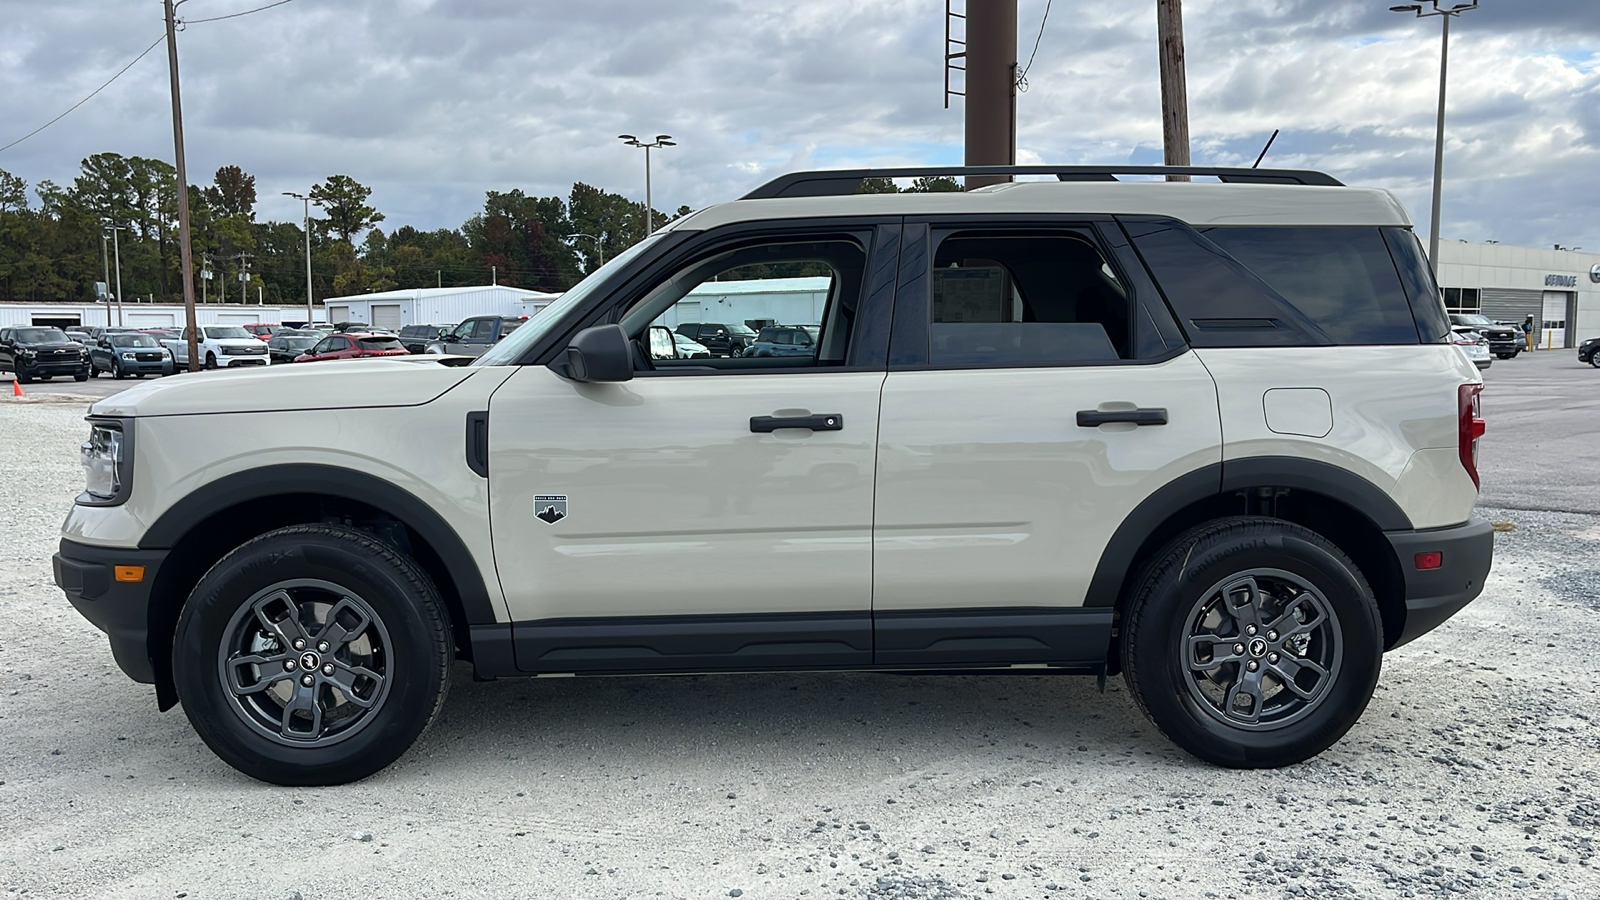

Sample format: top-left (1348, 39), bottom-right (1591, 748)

top-left (1391, 1), bottom-right (1478, 273)
top-left (618, 134), bottom-right (675, 235)
top-left (566, 232), bottom-right (604, 270)
top-left (109, 223), bottom-right (127, 326)
top-left (100, 231), bottom-right (112, 325)
top-left (283, 192), bottom-right (314, 325)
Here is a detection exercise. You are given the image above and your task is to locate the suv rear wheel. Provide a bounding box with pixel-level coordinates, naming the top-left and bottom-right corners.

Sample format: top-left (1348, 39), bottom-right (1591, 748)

top-left (172, 524), bottom-right (452, 785)
top-left (1121, 517), bottom-right (1382, 768)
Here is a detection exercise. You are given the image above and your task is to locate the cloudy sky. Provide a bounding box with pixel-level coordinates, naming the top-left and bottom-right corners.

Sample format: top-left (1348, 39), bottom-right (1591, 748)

top-left (2, 0), bottom-right (1596, 251)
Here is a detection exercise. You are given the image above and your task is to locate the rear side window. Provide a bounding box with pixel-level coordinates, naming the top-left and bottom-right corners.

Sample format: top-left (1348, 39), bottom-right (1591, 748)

top-left (1198, 226), bottom-right (1420, 344)
top-left (1383, 227), bottom-right (1451, 342)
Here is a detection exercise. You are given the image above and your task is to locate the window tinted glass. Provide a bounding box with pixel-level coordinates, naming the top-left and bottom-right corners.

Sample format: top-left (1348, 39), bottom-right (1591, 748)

top-left (470, 320), bottom-right (496, 340)
top-left (205, 326), bottom-right (252, 339)
top-left (358, 337), bottom-right (405, 350)
top-left (1383, 227), bottom-right (1450, 342)
top-left (16, 328), bottom-right (68, 342)
top-left (627, 238), bottom-right (867, 370)
top-left (111, 334), bottom-right (159, 348)
top-left (1198, 226), bottom-right (1419, 345)
top-left (927, 232), bottom-right (1129, 366)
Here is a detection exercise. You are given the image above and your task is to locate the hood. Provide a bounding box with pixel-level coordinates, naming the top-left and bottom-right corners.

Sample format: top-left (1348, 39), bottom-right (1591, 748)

top-left (90, 356), bottom-right (480, 417)
top-left (21, 341), bottom-right (84, 351)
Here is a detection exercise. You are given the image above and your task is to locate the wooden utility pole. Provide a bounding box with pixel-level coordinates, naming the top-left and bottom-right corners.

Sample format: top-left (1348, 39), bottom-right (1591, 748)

top-left (164, 0), bottom-right (200, 370)
top-left (1156, 0), bottom-right (1191, 180)
top-left (963, 0), bottom-right (1017, 189)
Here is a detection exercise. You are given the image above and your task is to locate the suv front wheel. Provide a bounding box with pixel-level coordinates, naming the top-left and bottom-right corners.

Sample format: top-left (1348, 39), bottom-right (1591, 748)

top-left (172, 524), bottom-right (452, 785)
top-left (1121, 517), bottom-right (1382, 768)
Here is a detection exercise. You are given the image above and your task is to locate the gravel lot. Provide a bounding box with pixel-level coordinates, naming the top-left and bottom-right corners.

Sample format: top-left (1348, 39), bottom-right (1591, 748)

top-left (1, 395), bottom-right (1596, 900)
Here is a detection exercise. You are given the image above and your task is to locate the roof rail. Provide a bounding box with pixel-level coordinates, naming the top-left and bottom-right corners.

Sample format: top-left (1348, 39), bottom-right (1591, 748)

top-left (741, 165), bottom-right (1344, 199)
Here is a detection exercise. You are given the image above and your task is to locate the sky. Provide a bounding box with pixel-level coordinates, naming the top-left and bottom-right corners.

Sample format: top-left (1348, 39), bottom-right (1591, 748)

top-left (1, 0), bottom-right (1596, 251)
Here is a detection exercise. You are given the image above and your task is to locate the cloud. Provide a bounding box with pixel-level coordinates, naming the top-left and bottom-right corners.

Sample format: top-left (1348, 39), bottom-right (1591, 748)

top-left (0, 0), bottom-right (1595, 250)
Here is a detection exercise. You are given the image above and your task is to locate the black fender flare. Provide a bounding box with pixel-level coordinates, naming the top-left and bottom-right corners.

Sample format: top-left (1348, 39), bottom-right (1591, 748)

top-left (139, 463), bottom-right (498, 625)
top-left (1083, 457), bottom-right (1412, 608)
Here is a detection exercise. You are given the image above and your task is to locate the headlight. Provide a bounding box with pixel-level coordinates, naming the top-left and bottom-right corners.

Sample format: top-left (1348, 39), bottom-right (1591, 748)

top-left (121, 352), bottom-right (138, 360)
top-left (78, 420), bottom-right (129, 505)
top-left (20, 348), bottom-right (36, 357)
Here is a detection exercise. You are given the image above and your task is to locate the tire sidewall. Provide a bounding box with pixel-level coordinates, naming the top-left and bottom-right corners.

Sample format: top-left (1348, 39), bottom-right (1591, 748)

top-left (1129, 523), bottom-right (1383, 767)
top-left (173, 527), bottom-right (449, 785)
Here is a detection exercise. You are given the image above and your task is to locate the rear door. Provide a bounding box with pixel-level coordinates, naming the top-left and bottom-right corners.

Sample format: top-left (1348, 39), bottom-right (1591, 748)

top-left (487, 221), bottom-right (900, 674)
top-left (871, 218), bottom-right (1221, 667)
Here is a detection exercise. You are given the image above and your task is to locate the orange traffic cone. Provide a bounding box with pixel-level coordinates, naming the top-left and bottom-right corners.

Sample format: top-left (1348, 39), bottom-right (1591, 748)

top-left (10, 379), bottom-right (22, 398)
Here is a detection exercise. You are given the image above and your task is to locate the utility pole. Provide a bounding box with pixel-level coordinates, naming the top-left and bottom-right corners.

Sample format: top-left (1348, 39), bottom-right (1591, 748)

top-left (233, 252), bottom-right (253, 305)
top-left (163, 0), bottom-right (200, 371)
top-left (1157, 0), bottom-right (1191, 181)
top-left (100, 232), bottom-right (112, 325)
top-left (109, 224), bottom-right (126, 326)
top-left (962, 0), bottom-right (1017, 189)
top-left (283, 192), bottom-right (314, 324)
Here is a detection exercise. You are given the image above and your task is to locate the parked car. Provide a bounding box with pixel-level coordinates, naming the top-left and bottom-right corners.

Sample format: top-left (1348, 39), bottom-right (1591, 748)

top-left (161, 325), bottom-right (271, 369)
top-left (0, 326), bottom-right (90, 383)
top-left (673, 332), bottom-right (712, 358)
top-left (1450, 327), bottom-right (1491, 370)
top-left (88, 332), bottom-right (175, 379)
top-left (54, 163), bottom-right (1493, 785)
top-left (398, 324), bottom-right (454, 354)
top-left (64, 328), bottom-right (95, 345)
top-left (266, 331), bottom-right (325, 364)
top-left (1449, 314), bottom-right (1520, 359)
top-left (746, 324), bottom-right (821, 358)
top-left (293, 332), bottom-right (410, 363)
top-left (423, 316), bottom-right (528, 357)
top-left (331, 322), bottom-right (372, 334)
top-left (241, 324), bottom-right (285, 340)
top-left (675, 322), bottom-right (757, 357)
top-left (1578, 335), bottom-right (1600, 367)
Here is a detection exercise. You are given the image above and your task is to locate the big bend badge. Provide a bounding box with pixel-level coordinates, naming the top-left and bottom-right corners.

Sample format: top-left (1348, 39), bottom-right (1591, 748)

top-left (534, 494), bottom-right (568, 524)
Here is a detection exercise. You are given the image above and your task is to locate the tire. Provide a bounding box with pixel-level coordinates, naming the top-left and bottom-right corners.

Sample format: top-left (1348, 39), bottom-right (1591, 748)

top-left (88, 365), bottom-right (99, 378)
top-left (16, 370), bottom-right (32, 384)
top-left (204, 352), bottom-right (217, 370)
top-left (112, 360), bottom-right (125, 380)
top-left (74, 372), bottom-right (88, 382)
top-left (172, 524), bottom-right (452, 785)
top-left (1591, 354), bottom-right (1600, 369)
top-left (1121, 516), bottom-right (1382, 768)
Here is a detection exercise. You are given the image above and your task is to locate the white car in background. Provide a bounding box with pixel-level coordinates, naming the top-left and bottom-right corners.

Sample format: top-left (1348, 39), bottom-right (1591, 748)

top-left (161, 325), bottom-right (271, 370)
top-left (1450, 326), bottom-right (1492, 370)
top-left (672, 332), bottom-right (711, 358)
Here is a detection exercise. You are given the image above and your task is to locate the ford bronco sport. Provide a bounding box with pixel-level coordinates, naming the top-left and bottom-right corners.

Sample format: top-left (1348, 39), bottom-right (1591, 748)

top-left (55, 165), bottom-right (1493, 785)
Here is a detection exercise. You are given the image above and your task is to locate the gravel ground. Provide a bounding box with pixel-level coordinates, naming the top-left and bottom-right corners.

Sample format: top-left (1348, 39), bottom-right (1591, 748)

top-left (1, 400), bottom-right (1596, 900)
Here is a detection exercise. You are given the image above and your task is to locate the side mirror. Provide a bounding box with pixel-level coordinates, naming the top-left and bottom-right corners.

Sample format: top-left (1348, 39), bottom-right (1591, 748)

top-left (563, 324), bottom-right (633, 383)
top-left (647, 325), bottom-right (678, 360)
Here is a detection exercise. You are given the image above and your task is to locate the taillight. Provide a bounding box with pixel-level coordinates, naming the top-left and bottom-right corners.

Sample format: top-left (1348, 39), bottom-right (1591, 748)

top-left (1458, 383), bottom-right (1486, 489)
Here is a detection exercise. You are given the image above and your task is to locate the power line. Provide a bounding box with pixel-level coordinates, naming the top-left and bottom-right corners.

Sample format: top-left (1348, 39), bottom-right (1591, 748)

top-left (185, 0), bottom-right (297, 25)
top-left (1015, 0), bottom-right (1053, 92)
top-left (0, 34), bottom-right (166, 154)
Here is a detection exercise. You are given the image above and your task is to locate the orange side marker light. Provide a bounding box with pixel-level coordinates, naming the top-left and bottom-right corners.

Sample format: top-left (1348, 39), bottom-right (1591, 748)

top-left (114, 565), bottom-right (145, 583)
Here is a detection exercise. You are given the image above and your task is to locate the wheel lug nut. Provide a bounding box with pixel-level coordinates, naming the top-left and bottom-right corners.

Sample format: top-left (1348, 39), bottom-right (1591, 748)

top-left (1267, 631), bottom-right (1278, 642)
top-left (1268, 653), bottom-right (1279, 663)
top-left (301, 674), bottom-right (314, 687)
top-left (1247, 660), bottom-right (1260, 672)
top-left (1233, 643), bottom-right (1245, 655)
top-left (284, 660), bottom-right (297, 671)
top-left (1246, 625), bottom-right (1258, 636)
top-left (292, 639), bottom-right (306, 651)
top-left (317, 642), bottom-right (329, 653)
top-left (322, 664), bottom-right (335, 676)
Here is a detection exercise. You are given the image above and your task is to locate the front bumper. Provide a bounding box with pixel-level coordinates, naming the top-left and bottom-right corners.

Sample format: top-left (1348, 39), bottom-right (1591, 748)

top-left (53, 539), bottom-right (168, 683)
top-left (219, 355), bottom-right (268, 367)
top-left (1385, 517), bottom-right (1494, 648)
top-left (21, 358), bottom-right (89, 376)
top-left (116, 359), bottom-right (174, 376)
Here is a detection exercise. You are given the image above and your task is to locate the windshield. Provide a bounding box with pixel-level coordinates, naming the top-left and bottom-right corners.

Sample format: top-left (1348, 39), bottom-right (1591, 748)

top-left (17, 328), bottom-right (69, 343)
top-left (205, 326), bottom-right (253, 340)
top-left (283, 337), bottom-right (320, 349)
top-left (111, 334), bottom-right (159, 348)
top-left (726, 323), bottom-right (757, 335)
top-left (474, 234), bottom-right (665, 366)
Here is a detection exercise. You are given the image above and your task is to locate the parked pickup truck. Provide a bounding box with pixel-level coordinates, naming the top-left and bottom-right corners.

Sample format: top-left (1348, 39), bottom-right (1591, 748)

top-left (162, 325), bottom-right (271, 369)
top-left (423, 316), bottom-right (527, 357)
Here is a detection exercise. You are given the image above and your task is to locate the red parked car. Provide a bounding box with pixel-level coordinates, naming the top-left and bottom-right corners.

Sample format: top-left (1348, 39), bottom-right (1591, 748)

top-left (292, 332), bottom-right (410, 363)
top-left (240, 323), bottom-right (284, 340)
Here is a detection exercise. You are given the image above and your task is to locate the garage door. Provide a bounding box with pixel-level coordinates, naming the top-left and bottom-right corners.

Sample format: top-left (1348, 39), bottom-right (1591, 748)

top-left (371, 304), bottom-right (402, 332)
top-left (327, 305), bottom-right (351, 324)
top-left (1541, 291), bottom-right (1573, 349)
top-left (127, 312), bottom-right (176, 327)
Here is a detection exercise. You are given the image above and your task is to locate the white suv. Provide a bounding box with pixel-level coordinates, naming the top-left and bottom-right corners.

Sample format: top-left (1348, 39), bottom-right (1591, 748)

top-left (54, 166), bottom-right (1493, 785)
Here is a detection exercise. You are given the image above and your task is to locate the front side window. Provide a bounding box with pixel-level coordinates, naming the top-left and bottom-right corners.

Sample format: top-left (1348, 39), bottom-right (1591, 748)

top-left (624, 238), bottom-right (867, 370)
top-left (927, 232), bottom-right (1130, 366)
top-left (470, 320), bottom-right (497, 340)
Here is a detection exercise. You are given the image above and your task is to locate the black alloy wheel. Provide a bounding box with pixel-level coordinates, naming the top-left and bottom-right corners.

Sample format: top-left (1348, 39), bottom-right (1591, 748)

top-left (173, 524), bottom-right (452, 785)
top-left (1122, 517), bottom-right (1383, 768)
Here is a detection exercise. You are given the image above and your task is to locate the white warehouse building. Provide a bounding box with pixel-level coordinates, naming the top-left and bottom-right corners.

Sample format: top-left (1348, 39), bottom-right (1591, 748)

top-left (0, 302), bottom-right (296, 330)
top-left (319, 285), bottom-right (562, 332)
top-left (656, 277), bottom-right (833, 330)
top-left (1435, 242), bottom-right (1600, 349)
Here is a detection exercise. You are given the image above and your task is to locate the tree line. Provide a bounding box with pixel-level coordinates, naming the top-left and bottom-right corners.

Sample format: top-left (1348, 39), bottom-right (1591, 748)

top-left (0, 153), bottom-right (687, 305)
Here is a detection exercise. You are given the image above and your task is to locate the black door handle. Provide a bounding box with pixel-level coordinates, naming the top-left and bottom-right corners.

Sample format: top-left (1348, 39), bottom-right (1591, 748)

top-left (1076, 408), bottom-right (1168, 427)
top-left (750, 413), bottom-right (844, 433)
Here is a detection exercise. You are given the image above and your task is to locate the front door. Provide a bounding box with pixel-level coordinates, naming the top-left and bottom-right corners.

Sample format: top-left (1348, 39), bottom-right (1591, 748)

top-left (487, 224), bottom-right (899, 674)
top-left (871, 221), bottom-right (1222, 667)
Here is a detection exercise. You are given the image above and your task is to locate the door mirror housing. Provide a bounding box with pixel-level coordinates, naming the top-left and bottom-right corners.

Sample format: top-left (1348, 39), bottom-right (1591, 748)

top-left (646, 325), bottom-right (678, 360)
top-left (561, 324), bottom-right (634, 383)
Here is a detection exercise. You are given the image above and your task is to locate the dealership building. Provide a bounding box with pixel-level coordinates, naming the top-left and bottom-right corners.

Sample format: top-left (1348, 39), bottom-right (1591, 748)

top-left (1435, 242), bottom-right (1600, 349)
